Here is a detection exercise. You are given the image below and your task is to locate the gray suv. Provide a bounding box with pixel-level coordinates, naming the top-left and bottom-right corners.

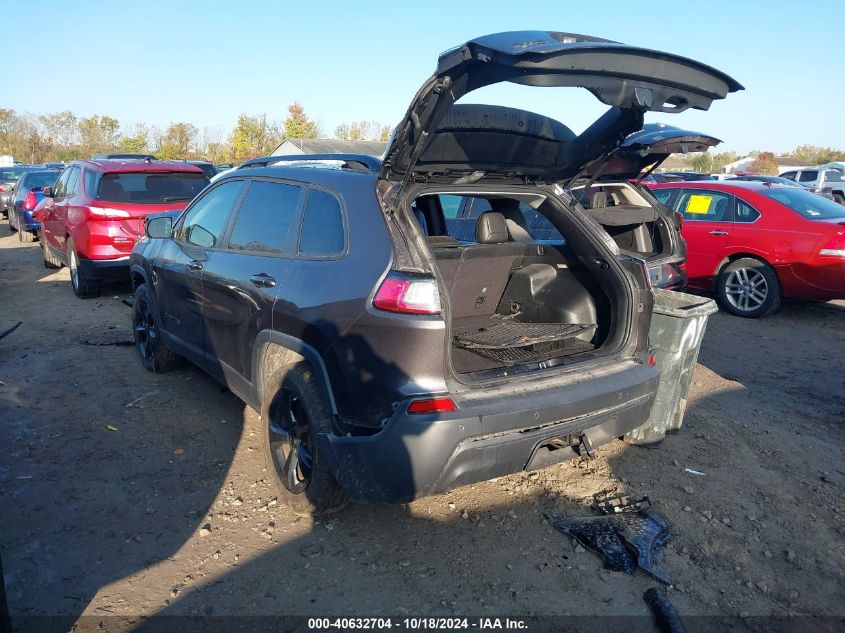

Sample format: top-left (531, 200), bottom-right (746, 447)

top-left (129, 31), bottom-right (740, 515)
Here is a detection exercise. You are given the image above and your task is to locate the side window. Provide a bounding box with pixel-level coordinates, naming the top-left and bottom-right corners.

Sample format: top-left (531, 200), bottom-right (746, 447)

top-left (65, 167), bottom-right (81, 196)
top-left (652, 189), bottom-right (675, 207)
top-left (298, 188), bottom-right (345, 256)
top-left (179, 180), bottom-right (245, 248)
top-left (53, 168), bottom-right (72, 197)
top-left (228, 180), bottom-right (302, 254)
top-left (438, 195), bottom-right (463, 219)
top-left (798, 170), bottom-right (817, 183)
top-left (83, 169), bottom-right (98, 197)
top-left (520, 204), bottom-right (564, 241)
top-left (735, 199), bottom-right (760, 223)
top-left (676, 190), bottom-right (734, 222)
top-left (780, 171), bottom-right (796, 181)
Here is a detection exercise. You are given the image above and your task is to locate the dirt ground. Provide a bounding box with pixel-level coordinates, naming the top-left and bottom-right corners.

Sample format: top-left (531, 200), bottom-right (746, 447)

top-left (1, 221), bottom-right (843, 632)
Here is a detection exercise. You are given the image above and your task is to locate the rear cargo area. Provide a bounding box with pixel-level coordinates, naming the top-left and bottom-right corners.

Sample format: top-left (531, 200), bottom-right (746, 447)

top-left (575, 184), bottom-right (672, 261)
top-left (411, 192), bottom-right (619, 376)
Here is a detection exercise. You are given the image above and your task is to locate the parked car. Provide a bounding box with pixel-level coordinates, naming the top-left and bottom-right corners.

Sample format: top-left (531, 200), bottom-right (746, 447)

top-left (129, 30), bottom-right (740, 515)
top-left (641, 173), bottom-right (684, 183)
top-left (649, 181), bottom-right (845, 317)
top-left (569, 123), bottom-right (725, 290)
top-left (6, 170), bottom-right (59, 242)
top-left (1, 166), bottom-right (40, 218)
top-left (183, 160), bottom-right (217, 180)
top-left (779, 168), bottom-right (845, 204)
top-left (37, 159), bottom-right (208, 297)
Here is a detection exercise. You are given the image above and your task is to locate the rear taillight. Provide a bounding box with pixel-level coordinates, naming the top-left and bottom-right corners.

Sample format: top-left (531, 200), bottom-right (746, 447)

top-left (0, 185), bottom-right (10, 193)
top-left (373, 272), bottom-right (441, 315)
top-left (407, 397), bottom-right (457, 415)
top-left (23, 192), bottom-right (37, 210)
top-left (88, 206), bottom-right (131, 219)
top-left (819, 231), bottom-right (845, 257)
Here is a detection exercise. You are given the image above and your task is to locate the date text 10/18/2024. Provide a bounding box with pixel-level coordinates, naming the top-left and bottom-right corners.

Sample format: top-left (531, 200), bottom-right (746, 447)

top-left (308, 618), bottom-right (529, 630)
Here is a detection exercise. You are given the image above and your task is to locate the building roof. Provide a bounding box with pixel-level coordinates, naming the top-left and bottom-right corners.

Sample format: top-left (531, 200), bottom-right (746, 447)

top-left (773, 156), bottom-right (814, 167)
top-left (273, 138), bottom-right (387, 157)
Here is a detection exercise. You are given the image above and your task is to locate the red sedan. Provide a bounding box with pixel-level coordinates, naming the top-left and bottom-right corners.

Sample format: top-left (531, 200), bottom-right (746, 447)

top-left (649, 181), bottom-right (845, 317)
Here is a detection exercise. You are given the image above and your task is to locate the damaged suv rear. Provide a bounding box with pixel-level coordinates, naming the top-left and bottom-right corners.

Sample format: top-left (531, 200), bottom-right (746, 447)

top-left (131, 30), bottom-right (740, 515)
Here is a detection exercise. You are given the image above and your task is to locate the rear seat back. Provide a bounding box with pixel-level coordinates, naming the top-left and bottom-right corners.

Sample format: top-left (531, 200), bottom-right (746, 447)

top-left (432, 212), bottom-right (526, 320)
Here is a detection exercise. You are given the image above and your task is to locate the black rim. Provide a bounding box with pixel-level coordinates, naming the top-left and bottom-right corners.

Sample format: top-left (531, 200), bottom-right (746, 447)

top-left (133, 297), bottom-right (158, 362)
top-left (269, 388), bottom-right (314, 494)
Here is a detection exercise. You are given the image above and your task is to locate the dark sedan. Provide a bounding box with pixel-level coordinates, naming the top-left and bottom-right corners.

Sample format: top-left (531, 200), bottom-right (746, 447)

top-left (7, 170), bottom-right (59, 242)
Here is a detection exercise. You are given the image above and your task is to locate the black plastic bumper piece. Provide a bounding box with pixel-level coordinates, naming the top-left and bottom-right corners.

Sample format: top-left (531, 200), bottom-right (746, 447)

top-left (318, 360), bottom-right (658, 503)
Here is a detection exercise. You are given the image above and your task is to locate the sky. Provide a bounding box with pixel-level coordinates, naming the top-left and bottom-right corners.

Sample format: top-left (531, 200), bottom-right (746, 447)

top-left (7, 0), bottom-right (844, 156)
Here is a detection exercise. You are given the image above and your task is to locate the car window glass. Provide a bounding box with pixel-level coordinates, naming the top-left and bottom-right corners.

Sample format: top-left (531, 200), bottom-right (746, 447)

top-left (83, 169), bottom-right (98, 196)
top-left (798, 170), bottom-right (817, 182)
top-left (53, 168), bottom-right (72, 197)
top-left (438, 195), bottom-right (464, 219)
top-left (676, 190), bottom-right (734, 222)
top-left (823, 170), bottom-right (842, 182)
top-left (652, 189), bottom-right (674, 206)
top-left (520, 203), bottom-right (564, 241)
top-left (780, 172), bottom-right (796, 180)
top-left (65, 167), bottom-right (81, 196)
top-left (735, 199), bottom-right (760, 223)
top-left (228, 180), bottom-right (302, 254)
top-left (179, 180), bottom-right (245, 248)
top-left (298, 188), bottom-right (344, 255)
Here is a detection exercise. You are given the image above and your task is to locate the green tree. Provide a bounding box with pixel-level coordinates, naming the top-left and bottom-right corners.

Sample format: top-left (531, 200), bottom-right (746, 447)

top-left (283, 102), bottom-right (319, 139)
top-left (78, 115), bottom-right (120, 155)
top-left (335, 120), bottom-right (391, 142)
top-left (39, 111), bottom-right (78, 147)
top-left (117, 123), bottom-right (150, 154)
top-left (686, 152), bottom-right (713, 173)
top-left (229, 113), bottom-right (281, 161)
top-left (710, 151), bottom-right (738, 173)
top-left (156, 122), bottom-right (198, 159)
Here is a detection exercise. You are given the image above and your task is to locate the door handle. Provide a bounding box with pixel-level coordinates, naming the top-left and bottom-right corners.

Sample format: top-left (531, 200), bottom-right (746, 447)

top-left (250, 273), bottom-right (276, 288)
top-left (187, 260), bottom-right (203, 271)
top-left (708, 231), bottom-right (729, 236)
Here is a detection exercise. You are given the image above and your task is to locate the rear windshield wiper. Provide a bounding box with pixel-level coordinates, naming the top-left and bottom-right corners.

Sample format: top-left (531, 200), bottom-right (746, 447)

top-left (162, 196), bottom-right (193, 202)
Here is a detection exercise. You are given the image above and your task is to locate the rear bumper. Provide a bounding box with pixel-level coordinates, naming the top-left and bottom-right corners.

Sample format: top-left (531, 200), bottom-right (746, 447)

top-left (319, 360), bottom-right (658, 503)
top-left (17, 208), bottom-right (41, 231)
top-left (77, 255), bottom-right (131, 283)
top-left (777, 260), bottom-right (845, 300)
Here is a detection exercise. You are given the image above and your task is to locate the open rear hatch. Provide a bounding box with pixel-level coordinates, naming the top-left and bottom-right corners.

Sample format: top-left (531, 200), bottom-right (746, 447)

top-left (378, 31), bottom-right (740, 377)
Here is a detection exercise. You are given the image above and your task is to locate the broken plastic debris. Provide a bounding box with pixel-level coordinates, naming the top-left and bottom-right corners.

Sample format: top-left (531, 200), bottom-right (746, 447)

top-left (643, 587), bottom-right (685, 633)
top-left (592, 492), bottom-right (651, 514)
top-left (684, 468), bottom-right (706, 476)
top-left (105, 425), bottom-right (118, 432)
top-left (546, 508), bottom-right (671, 583)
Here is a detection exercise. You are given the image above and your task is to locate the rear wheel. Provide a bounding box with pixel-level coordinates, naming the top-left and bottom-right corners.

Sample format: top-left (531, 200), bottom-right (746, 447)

top-left (132, 283), bottom-right (179, 373)
top-left (262, 363), bottom-right (346, 517)
top-left (717, 257), bottom-right (781, 318)
top-left (67, 238), bottom-right (100, 298)
top-left (41, 232), bottom-right (61, 269)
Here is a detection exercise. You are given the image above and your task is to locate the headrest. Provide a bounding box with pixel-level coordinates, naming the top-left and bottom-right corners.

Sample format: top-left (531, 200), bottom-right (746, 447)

top-left (475, 212), bottom-right (509, 244)
top-left (590, 191), bottom-right (608, 208)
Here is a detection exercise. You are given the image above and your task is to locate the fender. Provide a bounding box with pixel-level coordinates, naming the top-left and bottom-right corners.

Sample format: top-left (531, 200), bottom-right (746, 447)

top-left (251, 330), bottom-right (338, 415)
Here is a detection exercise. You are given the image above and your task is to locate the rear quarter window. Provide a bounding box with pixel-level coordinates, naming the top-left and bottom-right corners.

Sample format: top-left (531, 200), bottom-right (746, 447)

top-left (298, 189), bottom-right (345, 256)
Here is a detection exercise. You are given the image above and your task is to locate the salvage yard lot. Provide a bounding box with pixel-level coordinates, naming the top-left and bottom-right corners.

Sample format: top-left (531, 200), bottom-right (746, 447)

top-left (0, 223), bottom-right (843, 628)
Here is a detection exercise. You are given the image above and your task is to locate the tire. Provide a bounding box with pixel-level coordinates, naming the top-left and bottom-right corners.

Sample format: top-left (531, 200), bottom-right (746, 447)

top-left (132, 283), bottom-right (179, 373)
top-left (41, 232), bottom-right (61, 269)
top-left (261, 363), bottom-right (346, 517)
top-left (18, 228), bottom-right (35, 243)
top-left (717, 257), bottom-right (781, 318)
top-left (67, 237), bottom-right (100, 298)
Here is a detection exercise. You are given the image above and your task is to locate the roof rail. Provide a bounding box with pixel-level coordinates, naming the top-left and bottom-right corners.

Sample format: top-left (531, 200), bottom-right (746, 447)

top-left (237, 153), bottom-right (382, 173)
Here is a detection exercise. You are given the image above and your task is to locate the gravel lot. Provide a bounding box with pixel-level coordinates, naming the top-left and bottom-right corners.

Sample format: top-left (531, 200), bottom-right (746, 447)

top-left (1, 222), bottom-right (843, 632)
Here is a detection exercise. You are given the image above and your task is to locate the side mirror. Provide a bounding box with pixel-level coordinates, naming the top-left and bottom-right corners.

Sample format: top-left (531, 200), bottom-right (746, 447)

top-left (145, 216), bottom-right (173, 239)
top-left (42, 186), bottom-right (53, 198)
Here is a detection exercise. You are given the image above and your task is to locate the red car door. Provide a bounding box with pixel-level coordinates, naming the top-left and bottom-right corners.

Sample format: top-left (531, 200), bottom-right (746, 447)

top-left (676, 188), bottom-right (735, 289)
top-left (41, 167), bottom-right (73, 251)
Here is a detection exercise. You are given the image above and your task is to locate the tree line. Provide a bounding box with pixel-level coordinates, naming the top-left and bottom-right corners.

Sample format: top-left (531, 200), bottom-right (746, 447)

top-left (0, 103), bottom-right (392, 165)
top-left (684, 145), bottom-right (845, 175)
